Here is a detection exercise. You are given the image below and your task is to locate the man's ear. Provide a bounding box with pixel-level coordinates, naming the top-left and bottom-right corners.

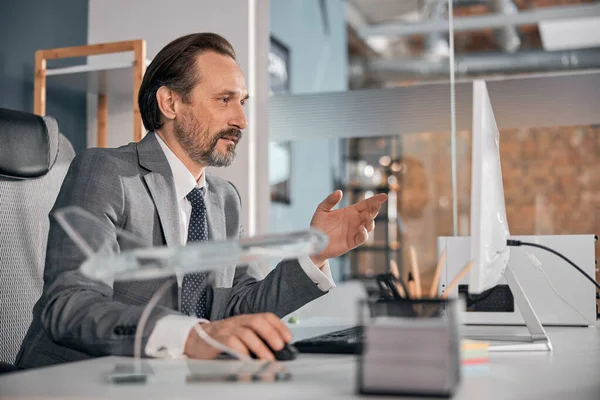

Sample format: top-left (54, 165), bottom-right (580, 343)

top-left (156, 86), bottom-right (177, 121)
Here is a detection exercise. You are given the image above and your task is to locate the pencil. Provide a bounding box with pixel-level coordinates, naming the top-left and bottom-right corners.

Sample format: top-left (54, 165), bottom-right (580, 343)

top-left (409, 245), bottom-right (422, 299)
top-left (441, 261), bottom-right (473, 299)
top-left (429, 248), bottom-right (447, 298)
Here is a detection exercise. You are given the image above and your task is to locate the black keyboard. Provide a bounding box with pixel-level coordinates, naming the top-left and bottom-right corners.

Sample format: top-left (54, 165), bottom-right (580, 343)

top-left (293, 326), bottom-right (364, 354)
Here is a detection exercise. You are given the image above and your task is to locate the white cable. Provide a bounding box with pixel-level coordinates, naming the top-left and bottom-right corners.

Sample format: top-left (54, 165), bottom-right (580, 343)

top-left (193, 324), bottom-right (252, 362)
top-left (521, 249), bottom-right (596, 325)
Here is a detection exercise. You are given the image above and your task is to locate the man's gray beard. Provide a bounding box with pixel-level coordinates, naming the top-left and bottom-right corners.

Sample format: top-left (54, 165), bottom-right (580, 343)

top-left (205, 138), bottom-right (236, 167)
top-left (174, 120), bottom-right (236, 167)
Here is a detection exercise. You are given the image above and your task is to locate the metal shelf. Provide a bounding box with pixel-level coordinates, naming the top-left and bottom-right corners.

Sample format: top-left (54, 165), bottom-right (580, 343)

top-left (46, 60), bottom-right (152, 96)
top-left (341, 135), bottom-right (404, 281)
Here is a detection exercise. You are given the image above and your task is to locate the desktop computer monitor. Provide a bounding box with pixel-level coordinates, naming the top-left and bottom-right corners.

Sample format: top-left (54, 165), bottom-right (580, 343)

top-left (468, 80), bottom-right (511, 295)
top-left (465, 80), bottom-right (551, 351)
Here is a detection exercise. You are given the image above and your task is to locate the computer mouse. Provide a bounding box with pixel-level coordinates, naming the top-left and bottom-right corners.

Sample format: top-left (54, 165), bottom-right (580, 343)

top-left (250, 341), bottom-right (298, 361)
top-left (273, 343), bottom-right (298, 361)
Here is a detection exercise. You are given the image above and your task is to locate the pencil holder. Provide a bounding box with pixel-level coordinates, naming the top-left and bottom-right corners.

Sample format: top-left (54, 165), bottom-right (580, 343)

top-left (356, 298), bottom-right (461, 398)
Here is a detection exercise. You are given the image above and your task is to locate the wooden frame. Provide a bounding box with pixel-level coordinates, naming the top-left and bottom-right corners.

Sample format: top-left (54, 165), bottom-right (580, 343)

top-left (34, 39), bottom-right (147, 147)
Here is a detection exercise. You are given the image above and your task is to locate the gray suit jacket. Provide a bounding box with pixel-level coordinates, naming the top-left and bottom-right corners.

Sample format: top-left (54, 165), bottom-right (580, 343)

top-left (16, 132), bottom-right (326, 368)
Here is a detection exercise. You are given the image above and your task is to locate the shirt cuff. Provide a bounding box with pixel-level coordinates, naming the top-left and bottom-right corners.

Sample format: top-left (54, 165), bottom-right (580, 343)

top-left (145, 315), bottom-right (208, 359)
top-left (297, 254), bottom-right (336, 292)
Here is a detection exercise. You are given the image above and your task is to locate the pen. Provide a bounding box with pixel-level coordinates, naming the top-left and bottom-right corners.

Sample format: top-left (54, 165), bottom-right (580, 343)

top-left (429, 248), bottom-right (447, 298)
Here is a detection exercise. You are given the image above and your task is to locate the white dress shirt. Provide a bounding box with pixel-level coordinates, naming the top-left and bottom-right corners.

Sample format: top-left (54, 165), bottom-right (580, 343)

top-left (145, 134), bottom-right (335, 358)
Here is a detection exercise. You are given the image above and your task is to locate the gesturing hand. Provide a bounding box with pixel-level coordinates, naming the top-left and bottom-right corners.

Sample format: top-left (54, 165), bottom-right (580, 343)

top-left (309, 190), bottom-right (387, 268)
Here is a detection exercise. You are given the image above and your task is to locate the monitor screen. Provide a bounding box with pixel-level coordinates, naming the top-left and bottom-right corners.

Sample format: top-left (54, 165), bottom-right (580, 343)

top-left (469, 80), bottom-right (511, 294)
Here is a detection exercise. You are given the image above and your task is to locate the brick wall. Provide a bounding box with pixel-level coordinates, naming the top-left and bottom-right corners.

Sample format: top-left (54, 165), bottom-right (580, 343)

top-left (398, 125), bottom-right (599, 308)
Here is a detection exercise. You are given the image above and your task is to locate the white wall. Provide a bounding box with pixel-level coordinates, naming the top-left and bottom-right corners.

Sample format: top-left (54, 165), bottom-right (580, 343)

top-left (86, 0), bottom-right (270, 236)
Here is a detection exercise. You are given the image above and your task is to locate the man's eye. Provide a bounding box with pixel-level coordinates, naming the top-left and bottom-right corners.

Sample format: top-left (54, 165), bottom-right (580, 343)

top-left (240, 99), bottom-right (246, 106)
top-left (220, 97), bottom-right (230, 103)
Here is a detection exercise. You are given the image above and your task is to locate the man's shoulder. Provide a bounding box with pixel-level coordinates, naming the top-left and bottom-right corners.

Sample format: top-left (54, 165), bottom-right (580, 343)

top-left (72, 143), bottom-right (139, 173)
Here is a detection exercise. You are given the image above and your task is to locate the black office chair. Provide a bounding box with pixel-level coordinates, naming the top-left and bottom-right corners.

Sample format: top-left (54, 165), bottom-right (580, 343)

top-left (0, 108), bottom-right (75, 373)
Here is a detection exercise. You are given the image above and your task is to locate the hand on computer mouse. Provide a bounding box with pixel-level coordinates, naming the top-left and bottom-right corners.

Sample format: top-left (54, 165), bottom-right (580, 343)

top-left (251, 341), bottom-right (298, 361)
top-left (184, 313), bottom-right (292, 361)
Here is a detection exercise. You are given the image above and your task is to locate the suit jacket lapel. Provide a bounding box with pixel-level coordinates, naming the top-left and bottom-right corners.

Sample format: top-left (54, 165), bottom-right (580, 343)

top-left (204, 175), bottom-right (232, 297)
top-left (205, 178), bottom-right (226, 241)
top-left (137, 132), bottom-right (180, 247)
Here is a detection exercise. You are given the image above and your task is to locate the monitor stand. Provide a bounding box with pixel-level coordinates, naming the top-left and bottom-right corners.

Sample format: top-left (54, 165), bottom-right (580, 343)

top-left (464, 265), bottom-right (553, 352)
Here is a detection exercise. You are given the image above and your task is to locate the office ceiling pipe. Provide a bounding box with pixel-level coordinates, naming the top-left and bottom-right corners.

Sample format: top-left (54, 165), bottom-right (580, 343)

top-left (353, 48), bottom-right (600, 79)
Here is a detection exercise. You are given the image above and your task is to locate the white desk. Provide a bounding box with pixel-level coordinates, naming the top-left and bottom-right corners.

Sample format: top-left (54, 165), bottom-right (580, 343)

top-left (2, 324), bottom-right (599, 399)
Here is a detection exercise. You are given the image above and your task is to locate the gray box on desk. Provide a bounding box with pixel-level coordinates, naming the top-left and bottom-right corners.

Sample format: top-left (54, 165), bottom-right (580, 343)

top-left (357, 300), bottom-right (461, 398)
top-left (436, 235), bottom-right (597, 326)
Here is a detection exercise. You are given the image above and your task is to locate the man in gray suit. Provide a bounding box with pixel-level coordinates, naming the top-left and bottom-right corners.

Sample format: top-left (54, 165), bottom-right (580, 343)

top-left (17, 33), bottom-right (386, 367)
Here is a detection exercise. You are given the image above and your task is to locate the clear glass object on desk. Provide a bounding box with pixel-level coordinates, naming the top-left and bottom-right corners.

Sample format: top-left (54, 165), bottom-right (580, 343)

top-left (54, 206), bottom-right (328, 282)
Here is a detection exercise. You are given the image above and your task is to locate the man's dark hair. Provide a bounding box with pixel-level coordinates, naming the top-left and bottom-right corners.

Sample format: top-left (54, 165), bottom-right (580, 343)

top-left (138, 33), bottom-right (236, 131)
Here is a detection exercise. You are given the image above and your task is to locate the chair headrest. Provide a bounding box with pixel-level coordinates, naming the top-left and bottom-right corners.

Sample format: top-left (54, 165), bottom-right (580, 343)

top-left (0, 108), bottom-right (61, 179)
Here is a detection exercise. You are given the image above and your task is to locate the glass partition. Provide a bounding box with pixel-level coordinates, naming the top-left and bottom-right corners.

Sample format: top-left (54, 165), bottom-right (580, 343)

top-left (268, 0), bottom-right (600, 292)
